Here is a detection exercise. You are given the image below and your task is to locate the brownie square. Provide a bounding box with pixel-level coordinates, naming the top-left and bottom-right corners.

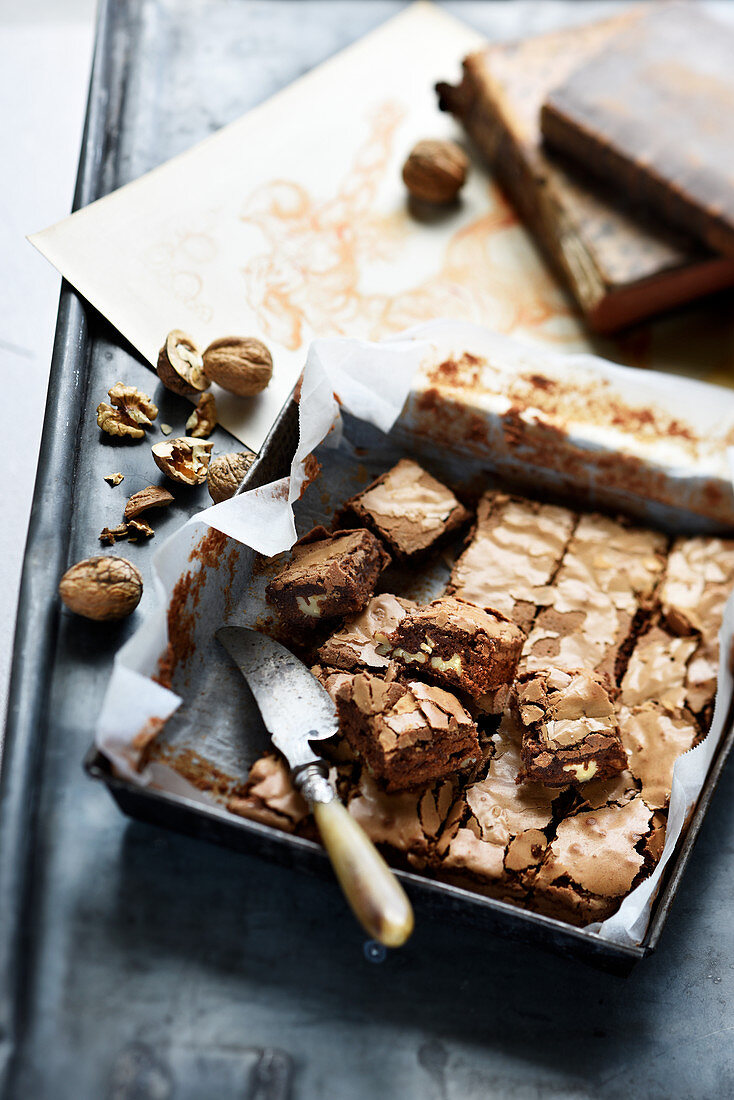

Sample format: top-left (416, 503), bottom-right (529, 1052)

top-left (381, 595), bottom-right (524, 700)
top-left (266, 526), bottom-right (390, 628)
top-left (317, 593), bottom-right (416, 671)
top-left (335, 669), bottom-right (480, 791)
top-left (344, 458), bottom-right (469, 557)
top-left (512, 667), bottom-right (627, 787)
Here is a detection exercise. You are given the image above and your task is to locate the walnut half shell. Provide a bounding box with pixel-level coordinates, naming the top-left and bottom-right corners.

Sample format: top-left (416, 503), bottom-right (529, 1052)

top-left (58, 556), bottom-right (143, 620)
top-left (124, 485), bottom-right (175, 521)
top-left (207, 450), bottom-right (257, 503)
top-left (152, 437), bottom-right (213, 486)
top-left (157, 330), bottom-right (210, 396)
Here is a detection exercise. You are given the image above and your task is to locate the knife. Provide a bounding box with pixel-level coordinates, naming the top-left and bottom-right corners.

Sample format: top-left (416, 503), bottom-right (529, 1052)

top-left (217, 625), bottom-right (414, 948)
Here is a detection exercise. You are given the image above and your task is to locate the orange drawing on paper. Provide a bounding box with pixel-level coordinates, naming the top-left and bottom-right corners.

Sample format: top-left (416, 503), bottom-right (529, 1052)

top-left (238, 102), bottom-right (580, 350)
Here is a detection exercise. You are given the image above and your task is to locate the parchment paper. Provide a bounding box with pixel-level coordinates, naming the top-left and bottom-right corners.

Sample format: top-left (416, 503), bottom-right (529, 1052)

top-left (30, 2), bottom-right (734, 452)
top-left (96, 320), bottom-right (734, 947)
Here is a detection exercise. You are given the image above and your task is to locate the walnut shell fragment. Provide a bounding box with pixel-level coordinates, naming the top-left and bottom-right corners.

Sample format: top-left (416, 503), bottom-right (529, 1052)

top-left (402, 139), bottom-right (468, 204)
top-left (202, 337), bottom-right (273, 396)
top-left (124, 485), bottom-right (175, 521)
top-left (127, 519), bottom-right (155, 541)
top-left (207, 450), bottom-right (257, 503)
top-left (157, 330), bottom-right (209, 396)
top-left (103, 472), bottom-right (124, 487)
top-left (58, 556), bottom-right (143, 621)
top-left (152, 437), bottom-right (213, 486)
top-left (185, 392), bottom-right (218, 438)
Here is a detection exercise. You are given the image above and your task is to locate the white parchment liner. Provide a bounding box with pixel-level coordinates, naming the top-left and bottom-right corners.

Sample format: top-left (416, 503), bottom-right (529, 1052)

top-left (96, 320), bottom-right (734, 948)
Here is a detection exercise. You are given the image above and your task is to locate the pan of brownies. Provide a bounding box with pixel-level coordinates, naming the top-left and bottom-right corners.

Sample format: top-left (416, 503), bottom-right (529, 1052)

top-left (85, 326), bottom-right (734, 974)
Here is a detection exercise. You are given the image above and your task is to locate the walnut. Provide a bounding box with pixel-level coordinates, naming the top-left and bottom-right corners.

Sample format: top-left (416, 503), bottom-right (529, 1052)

top-left (207, 450), bottom-right (257, 503)
top-left (99, 524), bottom-right (129, 545)
top-left (402, 139), bottom-right (468, 204)
top-left (186, 392), bottom-right (218, 438)
top-left (157, 330), bottom-right (209, 396)
top-left (97, 383), bottom-right (158, 439)
top-left (151, 437), bottom-right (213, 486)
top-left (103, 473), bottom-right (124, 487)
top-left (58, 556), bottom-right (143, 621)
top-left (124, 485), bottom-right (175, 521)
top-left (127, 519), bottom-right (154, 541)
top-left (202, 337), bottom-right (273, 396)
top-left (160, 423), bottom-right (173, 436)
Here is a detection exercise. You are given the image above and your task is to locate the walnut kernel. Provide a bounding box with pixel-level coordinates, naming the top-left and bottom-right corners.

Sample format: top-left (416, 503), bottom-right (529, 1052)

top-left (103, 473), bottom-right (124, 487)
top-left (186, 392), bottom-right (218, 438)
top-left (207, 450), bottom-right (257, 503)
top-left (97, 403), bottom-right (144, 440)
top-left (402, 139), bottom-right (468, 204)
top-left (157, 330), bottom-right (209, 396)
top-left (97, 383), bottom-right (158, 439)
top-left (58, 556), bottom-right (143, 620)
top-left (99, 525), bottom-right (129, 545)
top-left (152, 437), bottom-right (213, 486)
top-left (127, 519), bottom-right (155, 541)
top-left (202, 337), bottom-right (273, 396)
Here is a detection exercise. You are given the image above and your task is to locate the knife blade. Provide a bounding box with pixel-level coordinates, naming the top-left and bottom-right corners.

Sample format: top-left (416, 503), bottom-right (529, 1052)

top-left (217, 625), bottom-right (414, 947)
top-left (217, 625), bottom-right (339, 771)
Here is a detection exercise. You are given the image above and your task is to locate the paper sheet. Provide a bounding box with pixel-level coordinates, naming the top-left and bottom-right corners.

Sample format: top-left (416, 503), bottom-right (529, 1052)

top-left (30, 1), bottom-right (734, 452)
top-left (96, 320), bottom-right (734, 947)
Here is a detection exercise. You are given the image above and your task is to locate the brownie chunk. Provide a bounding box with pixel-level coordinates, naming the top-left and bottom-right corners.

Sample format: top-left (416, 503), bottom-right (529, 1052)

top-left (381, 595), bottom-right (524, 700)
top-left (266, 526), bottom-right (390, 627)
top-left (513, 667), bottom-right (627, 786)
top-left (522, 513), bottom-right (667, 679)
top-left (344, 458), bottom-right (469, 557)
top-left (317, 593), bottom-right (415, 671)
top-left (531, 796), bottom-right (654, 925)
top-left (659, 535), bottom-right (734, 714)
top-left (335, 669), bottom-right (480, 791)
top-left (448, 491), bottom-right (577, 631)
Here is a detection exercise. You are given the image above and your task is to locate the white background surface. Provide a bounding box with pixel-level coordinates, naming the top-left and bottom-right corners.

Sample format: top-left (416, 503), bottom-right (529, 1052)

top-left (1, 0), bottom-right (96, 725)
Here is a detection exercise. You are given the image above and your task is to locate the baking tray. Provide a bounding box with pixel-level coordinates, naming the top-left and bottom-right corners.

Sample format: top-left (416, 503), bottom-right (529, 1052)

top-left (82, 396), bottom-right (734, 976)
top-left (5, 2), bottom-right (734, 1097)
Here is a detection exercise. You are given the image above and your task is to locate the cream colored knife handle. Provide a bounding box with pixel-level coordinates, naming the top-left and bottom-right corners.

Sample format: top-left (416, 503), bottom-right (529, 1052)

top-left (297, 767), bottom-right (414, 947)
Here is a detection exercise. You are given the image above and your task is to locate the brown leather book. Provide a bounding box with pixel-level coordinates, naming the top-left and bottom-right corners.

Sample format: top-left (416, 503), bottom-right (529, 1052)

top-left (437, 12), bottom-right (734, 333)
top-left (541, 3), bottom-right (734, 261)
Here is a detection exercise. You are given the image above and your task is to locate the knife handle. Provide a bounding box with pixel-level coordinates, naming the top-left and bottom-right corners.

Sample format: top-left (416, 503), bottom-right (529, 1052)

top-left (297, 767), bottom-right (414, 948)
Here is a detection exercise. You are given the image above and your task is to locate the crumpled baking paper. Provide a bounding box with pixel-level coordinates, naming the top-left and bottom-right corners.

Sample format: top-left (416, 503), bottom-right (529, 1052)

top-left (95, 319), bottom-right (734, 948)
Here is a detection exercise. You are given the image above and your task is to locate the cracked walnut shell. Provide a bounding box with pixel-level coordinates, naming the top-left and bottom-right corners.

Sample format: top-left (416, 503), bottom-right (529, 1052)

top-left (402, 139), bottom-right (468, 204)
top-left (152, 437), bottom-right (213, 485)
top-left (124, 485), bottom-right (175, 521)
top-left (185, 392), bottom-right (218, 438)
top-left (157, 330), bottom-right (210, 396)
top-left (207, 450), bottom-right (257, 503)
top-left (202, 337), bottom-right (273, 396)
top-left (59, 556), bottom-right (143, 620)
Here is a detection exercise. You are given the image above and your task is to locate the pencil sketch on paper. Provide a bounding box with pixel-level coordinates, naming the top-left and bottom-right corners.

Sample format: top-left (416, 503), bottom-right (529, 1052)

top-left (238, 102), bottom-right (579, 350)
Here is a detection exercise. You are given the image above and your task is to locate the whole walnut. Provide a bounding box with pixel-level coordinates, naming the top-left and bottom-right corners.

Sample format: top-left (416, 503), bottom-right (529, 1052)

top-left (202, 337), bottom-right (273, 396)
top-left (58, 556), bottom-right (143, 621)
top-left (402, 139), bottom-right (468, 204)
top-left (207, 450), bottom-right (257, 503)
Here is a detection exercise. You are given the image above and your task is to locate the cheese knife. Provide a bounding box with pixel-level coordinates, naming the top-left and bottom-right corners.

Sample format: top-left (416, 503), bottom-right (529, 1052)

top-left (216, 625), bottom-right (414, 947)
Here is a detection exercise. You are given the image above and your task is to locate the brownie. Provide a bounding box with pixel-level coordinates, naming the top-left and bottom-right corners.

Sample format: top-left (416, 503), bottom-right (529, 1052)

top-left (530, 796), bottom-right (654, 925)
top-left (266, 525), bottom-right (390, 627)
top-left (617, 624), bottom-right (701, 809)
top-left (512, 667), bottom-right (627, 787)
top-left (447, 491), bottom-right (577, 632)
top-left (380, 595), bottom-right (524, 700)
top-left (346, 770), bottom-right (457, 871)
top-left (659, 535), bottom-right (734, 715)
top-left (335, 668), bottom-right (481, 791)
top-left (522, 513), bottom-right (667, 679)
top-left (317, 593), bottom-right (416, 671)
top-left (227, 754), bottom-right (308, 833)
top-left (436, 721), bottom-right (559, 901)
top-left (343, 458), bottom-right (469, 557)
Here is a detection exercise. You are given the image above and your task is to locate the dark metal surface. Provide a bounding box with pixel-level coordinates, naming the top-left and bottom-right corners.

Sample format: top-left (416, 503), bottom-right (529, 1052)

top-left (4, 2), bottom-right (734, 1098)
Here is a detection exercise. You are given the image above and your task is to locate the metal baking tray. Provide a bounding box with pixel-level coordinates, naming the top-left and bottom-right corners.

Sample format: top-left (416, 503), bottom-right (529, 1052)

top-left (82, 394), bottom-right (734, 976)
top-left (4, 1), bottom-right (734, 1095)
